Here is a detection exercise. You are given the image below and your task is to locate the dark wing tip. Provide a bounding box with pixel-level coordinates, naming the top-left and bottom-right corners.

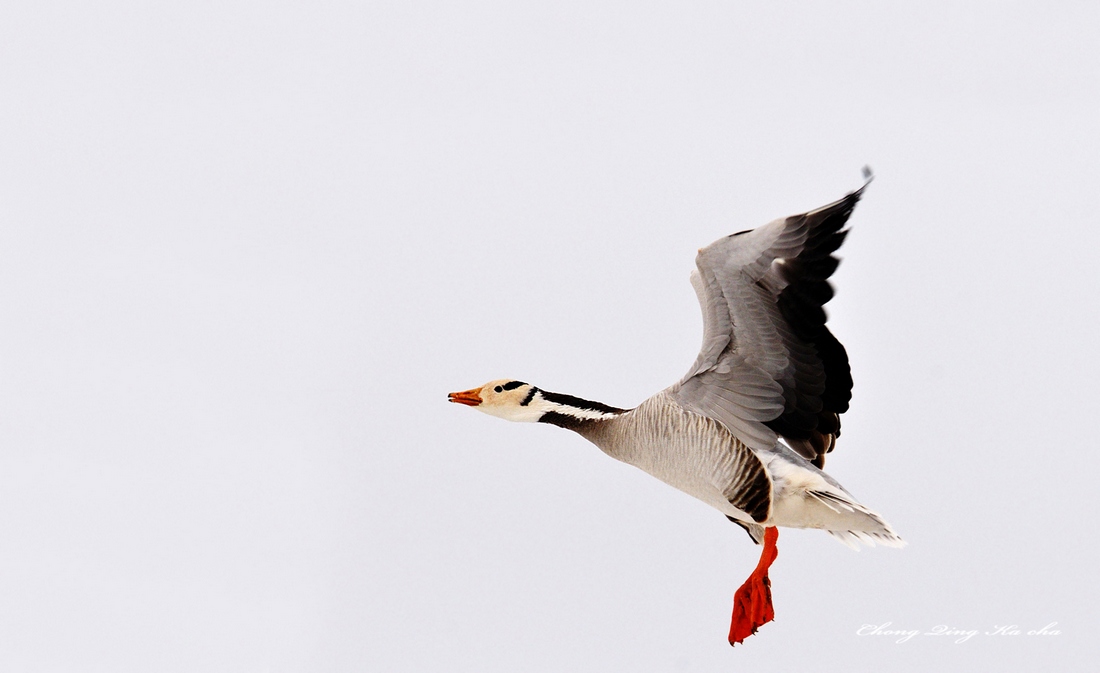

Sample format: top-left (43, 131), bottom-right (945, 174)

top-left (764, 181), bottom-right (864, 446)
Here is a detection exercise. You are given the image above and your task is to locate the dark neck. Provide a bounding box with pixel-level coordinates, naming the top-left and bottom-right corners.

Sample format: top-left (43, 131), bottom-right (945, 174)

top-left (534, 389), bottom-right (629, 431)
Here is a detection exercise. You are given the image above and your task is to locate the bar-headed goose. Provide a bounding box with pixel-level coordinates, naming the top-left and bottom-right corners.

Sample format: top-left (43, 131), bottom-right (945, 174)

top-left (449, 176), bottom-right (903, 645)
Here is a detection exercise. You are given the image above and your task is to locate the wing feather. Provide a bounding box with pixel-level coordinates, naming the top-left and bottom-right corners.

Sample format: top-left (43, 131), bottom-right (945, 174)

top-left (669, 179), bottom-right (869, 463)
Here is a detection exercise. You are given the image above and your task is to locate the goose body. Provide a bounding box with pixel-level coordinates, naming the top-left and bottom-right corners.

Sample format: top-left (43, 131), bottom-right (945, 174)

top-left (450, 176), bottom-right (903, 644)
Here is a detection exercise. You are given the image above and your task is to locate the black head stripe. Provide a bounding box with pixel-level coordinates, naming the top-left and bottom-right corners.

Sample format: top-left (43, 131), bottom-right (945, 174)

top-left (501, 381), bottom-right (526, 391)
top-left (520, 387), bottom-right (538, 406)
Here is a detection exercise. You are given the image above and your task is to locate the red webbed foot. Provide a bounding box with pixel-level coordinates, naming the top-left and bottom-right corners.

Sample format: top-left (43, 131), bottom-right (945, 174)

top-left (728, 526), bottom-right (779, 646)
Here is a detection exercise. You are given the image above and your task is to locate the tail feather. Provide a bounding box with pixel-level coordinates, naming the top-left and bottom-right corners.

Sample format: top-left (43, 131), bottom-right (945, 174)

top-left (826, 529), bottom-right (907, 550)
top-left (807, 490), bottom-right (906, 550)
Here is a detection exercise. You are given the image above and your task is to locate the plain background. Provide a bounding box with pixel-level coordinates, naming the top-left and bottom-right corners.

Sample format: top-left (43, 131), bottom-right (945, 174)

top-left (1, 1), bottom-right (1096, 671)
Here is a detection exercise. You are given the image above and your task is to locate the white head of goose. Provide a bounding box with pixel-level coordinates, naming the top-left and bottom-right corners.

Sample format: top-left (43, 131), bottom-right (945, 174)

top-left (448, 380), bottom-right (627, 426)
top-left (449, 172), bottom-right (903, 646)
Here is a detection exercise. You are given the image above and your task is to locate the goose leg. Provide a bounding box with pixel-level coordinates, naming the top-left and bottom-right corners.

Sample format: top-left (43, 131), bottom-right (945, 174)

top-left (728, 526), bottom-right (778, 645)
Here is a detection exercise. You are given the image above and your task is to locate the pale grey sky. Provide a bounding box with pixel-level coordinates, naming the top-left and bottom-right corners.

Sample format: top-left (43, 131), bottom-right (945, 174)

top-left (1, 1), bottom-right (1096, 671)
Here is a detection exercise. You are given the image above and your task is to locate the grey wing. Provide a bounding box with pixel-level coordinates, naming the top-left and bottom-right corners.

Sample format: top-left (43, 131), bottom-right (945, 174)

top-left (669, 180), bottom-right (868, 464)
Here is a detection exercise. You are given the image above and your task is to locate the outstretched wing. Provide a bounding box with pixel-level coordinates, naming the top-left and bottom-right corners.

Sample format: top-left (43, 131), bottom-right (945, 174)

top-left (669, 180), bottom-right (868, 466)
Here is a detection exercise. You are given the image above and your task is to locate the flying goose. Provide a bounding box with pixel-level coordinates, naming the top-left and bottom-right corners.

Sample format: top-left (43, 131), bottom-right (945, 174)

top-left (449, 177), bottom-right (903, 645)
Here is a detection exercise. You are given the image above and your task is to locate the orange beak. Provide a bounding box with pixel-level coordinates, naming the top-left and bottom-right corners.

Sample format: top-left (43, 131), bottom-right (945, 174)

top-left (448, 387), bottom-right (482, 406)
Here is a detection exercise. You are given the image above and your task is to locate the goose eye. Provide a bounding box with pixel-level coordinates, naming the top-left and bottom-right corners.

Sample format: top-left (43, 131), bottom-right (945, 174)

top-left (494, 385), bottom-right (503, 393)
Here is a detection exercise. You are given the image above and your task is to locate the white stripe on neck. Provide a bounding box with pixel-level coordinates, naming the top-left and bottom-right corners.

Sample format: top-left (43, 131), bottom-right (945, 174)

top-left (537, 396), bottom-right (620, 421)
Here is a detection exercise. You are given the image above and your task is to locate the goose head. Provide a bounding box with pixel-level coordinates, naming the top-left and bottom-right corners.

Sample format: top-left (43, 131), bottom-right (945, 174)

top-left (448, 379), bottom-right (543, 422)
top-left (449, 380), bottom-right (628, 426)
